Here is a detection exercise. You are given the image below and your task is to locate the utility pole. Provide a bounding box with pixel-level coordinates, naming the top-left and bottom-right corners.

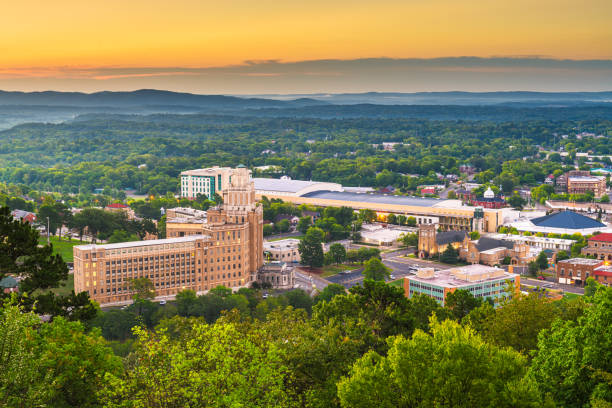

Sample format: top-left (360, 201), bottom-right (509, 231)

top-left (46, 216), bottom-right (50, 245)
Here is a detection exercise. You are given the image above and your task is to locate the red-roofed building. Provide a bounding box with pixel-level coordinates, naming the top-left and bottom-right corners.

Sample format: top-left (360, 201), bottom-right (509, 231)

top-left (582, 233), bottom-right (612, 261)
top-left (593, 266), bottom-right (612, 286)
top-left (421, 187), bottom-right (435, 195)
top-left (105, 203), bottom-right (135, 219)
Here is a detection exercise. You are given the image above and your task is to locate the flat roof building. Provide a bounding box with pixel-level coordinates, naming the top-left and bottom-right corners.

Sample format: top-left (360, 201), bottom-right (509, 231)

top-left (403, 264), bottom-right (519, 306)
top-left (180, 166), bottom-right (250, 200)
top-left (263, 238), bottom-right (301, 263)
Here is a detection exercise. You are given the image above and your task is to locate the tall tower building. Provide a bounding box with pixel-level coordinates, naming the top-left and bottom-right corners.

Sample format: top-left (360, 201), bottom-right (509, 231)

top-left (73, 166), bottom-right (263, 305)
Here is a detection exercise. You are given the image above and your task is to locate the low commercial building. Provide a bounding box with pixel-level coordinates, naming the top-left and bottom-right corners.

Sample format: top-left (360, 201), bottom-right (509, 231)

top-left (11, 209), bottom-right (36, 224)
top-left (258, 262), bottom-right (295, 289)
top-left (403, 265), bottom-right (519, 306)
top-left (555, 258), bottom-right (604, 286)
top-left (263, 239), bottom-right (301, 263)
top-left (487, 234), bottom-right (573, 252)
top-left (105, 203), bottom-right (135, 219)
top-left (360, 224), bottom-right (416, 246)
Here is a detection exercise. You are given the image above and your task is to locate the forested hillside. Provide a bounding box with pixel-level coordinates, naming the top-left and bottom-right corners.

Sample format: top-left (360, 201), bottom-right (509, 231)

top-left (0, 108), bottom-right (610, 196)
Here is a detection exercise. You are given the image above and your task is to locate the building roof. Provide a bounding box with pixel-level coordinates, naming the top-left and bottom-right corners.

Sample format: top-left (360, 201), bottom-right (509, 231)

top-left (0, 276), bottom-right (18, 288)
top-left (302, 190), bottom-right (449, 208)
top-left (531, 211), bottom-right (605, 230)
top-left (106, 203), bottom-right (129, 209)
top-left (11, 209), bottom-right (35, 220)
top-left (436, 230), bottom-right (467, 246)
top-left (589, 233), bottom-right (612, 242)
top-left (254, 178), bottom-right (342, 195)
top-left (557, 258), bottom-right (603, 266)
top-left (408, 264), bottom-right (517, 289)
top-left (475, 237), bottom-right (514, 252)
top-left (75, 234), bottom-right (210, 251)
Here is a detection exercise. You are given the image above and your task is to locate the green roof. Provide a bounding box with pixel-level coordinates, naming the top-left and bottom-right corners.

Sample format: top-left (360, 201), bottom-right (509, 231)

top-left (0, 276), bottom-right (18, 288)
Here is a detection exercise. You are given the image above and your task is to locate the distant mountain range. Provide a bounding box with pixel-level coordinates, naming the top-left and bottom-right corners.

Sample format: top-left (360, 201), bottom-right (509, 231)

top-left (1, 89), bottom-right (611, 108)
top-left (0, 89), bottom-right (610, 130)
top-left (0, 89), bottom-right (327, 109)
top-left (248, 91), bottom-right (612, 106)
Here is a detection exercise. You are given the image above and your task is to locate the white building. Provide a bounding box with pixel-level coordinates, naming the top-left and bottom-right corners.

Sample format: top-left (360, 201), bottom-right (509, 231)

top-left (180, 166), bottom-right (250, 200)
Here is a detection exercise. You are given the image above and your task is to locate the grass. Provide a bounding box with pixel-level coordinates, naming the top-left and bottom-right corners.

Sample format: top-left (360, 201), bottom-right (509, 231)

top-left (267, 235), bottom-right (304, 242)
top-left (563, 292), bottom-right (582, 300)
top-left (321, 263), bottom-right (361, 278)
top-left (38, 236), bottom-right (83, 263)
top-left (388, 279), bottom-right (404, 288)
top-left (52, 274), bottom-right (74, 296)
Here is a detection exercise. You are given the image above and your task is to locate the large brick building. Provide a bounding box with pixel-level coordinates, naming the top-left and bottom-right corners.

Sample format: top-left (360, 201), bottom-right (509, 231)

top-left (459, 236), bottom-right (535, 266)
top-left (74, 166), bottom-right (264, 305)
top-left (556, 170), bottom-right (607, 198)
top-left (581, 233), bottom-right (612, 261)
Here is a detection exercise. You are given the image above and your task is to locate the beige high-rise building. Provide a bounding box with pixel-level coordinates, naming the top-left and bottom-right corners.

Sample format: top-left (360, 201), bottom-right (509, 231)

top-left (74, 166), bottom-right (263, 305)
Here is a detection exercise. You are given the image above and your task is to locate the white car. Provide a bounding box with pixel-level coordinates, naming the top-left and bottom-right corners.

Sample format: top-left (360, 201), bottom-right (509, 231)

top-left (159, 300), bottom-right (167, 305)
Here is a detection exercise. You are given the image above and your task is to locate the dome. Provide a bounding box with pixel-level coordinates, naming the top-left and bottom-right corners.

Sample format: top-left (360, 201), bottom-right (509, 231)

top-left (483, 187), bottom-right (495, 199)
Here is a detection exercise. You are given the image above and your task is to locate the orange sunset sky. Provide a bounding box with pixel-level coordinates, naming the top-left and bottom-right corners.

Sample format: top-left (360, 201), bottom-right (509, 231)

top-left (1, 0), bottom-right (611, 93)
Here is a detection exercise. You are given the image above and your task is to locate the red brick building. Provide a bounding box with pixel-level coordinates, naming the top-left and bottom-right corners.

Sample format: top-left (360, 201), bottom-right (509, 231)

top-left (582, 233), bottom-right (612, 261)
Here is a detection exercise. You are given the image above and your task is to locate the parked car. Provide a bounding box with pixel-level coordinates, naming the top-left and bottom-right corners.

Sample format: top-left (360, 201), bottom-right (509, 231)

top-left (159, 300), bottom-right (167, 305)
top-left (537, 276), bottom-right (546, 280)
top-left (390, 274), bottom-right (396, 280)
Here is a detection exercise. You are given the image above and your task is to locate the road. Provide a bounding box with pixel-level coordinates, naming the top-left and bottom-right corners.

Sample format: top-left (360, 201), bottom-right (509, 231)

top-left (521, 277), bottom-right (585, 295)
top-left (294, 269), bottom-right (331, 292)
top-left (324, 249), bottom-right (453, 289)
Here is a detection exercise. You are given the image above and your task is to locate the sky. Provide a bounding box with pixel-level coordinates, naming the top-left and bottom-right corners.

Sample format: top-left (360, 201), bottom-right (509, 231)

top-left (1, 0), bottom-right (611, 93)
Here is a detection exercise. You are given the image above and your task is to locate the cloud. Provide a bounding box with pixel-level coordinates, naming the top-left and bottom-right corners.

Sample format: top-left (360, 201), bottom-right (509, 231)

top-left (0, 57), bottom-right (611, 93)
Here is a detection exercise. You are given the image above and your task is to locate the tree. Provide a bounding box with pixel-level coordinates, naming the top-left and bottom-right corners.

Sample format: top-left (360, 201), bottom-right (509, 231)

top-left (406, 216), bottom-right (417, 227)
top-left (314, 283), bottom-right (346, 304)
top-left (358, 209), bottom-right (376, 224)
top-left (0, 303), bottom-right (122, 408)
top-left (0, 206), bottom-right (95, 320)
top-left (556, 250), bottom-right (570, 262)
top-left (482, 293), bottom-right (560, 354)
top-left (444, 289), bottom-right (483, 321)
top-left (297, 216), bottom-right (312, 234)
top-left (507, 193), bottom-right (526, 209)
top-left (362, 257), bottom-right (390, 281)
top-left (440, 243), bottom-right (459, 264)
top-left (276, 218), bottom-right (291, 233)
top-left (263, 224), bottom-right (274, 236)
top-left (536, 251), bottom-right (549, 271)
top-left (101, 321), bottom-right (293, 407)
top-left (469, 231), bottom-right (480, 240)
top-left (107, 229), bottom-right (139, 243)
top-left (584, 277), bottom-right (599, 297)
top-left (130, 277), bottom-right (155, 316)
top-left (502, 255), bottom-right (512, 265)
top-left (400, 232), bottom-right (418, 247)
top-left (328, 243), bottom-right (347, 265)
top-left (38, 203), bottom-right (62, 237)
top-left (337, 319), bottom-right (550, 408)
top-left (298, 227), bottom-right (325, 268)
top-left (284, 289), bottom-right (313, 314)
top-left (530, 286), bottom-right (612, 407)
top-left (314, 280), bottom-right (415, 354)
top-left (386, 213), bottom-right (397, 224)
top-left (528, 261), bottom-right (539, 277)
